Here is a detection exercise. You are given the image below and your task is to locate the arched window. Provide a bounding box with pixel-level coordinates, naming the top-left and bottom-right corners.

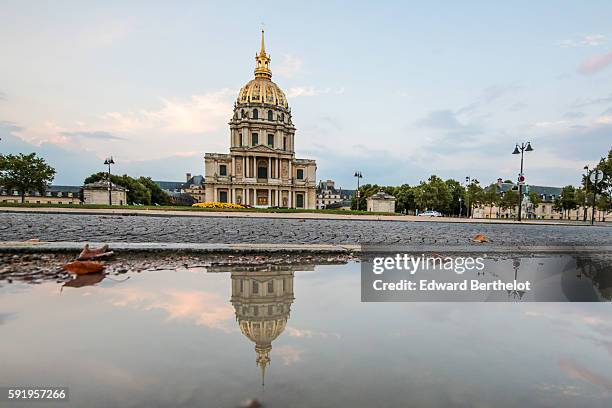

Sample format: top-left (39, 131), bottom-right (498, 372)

top-left (241, 109), bottom-right (246, 118)
top-left (267, 110), bottom-right (273, 121)
top-left (280, 113), bottom-right (284, 122)
top-left (252, 109), bottom-right (258, 119)
top-left (283, 136), bottom-right (287, 150)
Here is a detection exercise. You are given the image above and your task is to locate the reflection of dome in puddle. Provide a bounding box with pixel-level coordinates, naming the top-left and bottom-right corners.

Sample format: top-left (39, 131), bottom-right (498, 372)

top-left (230, 267), bottom-right (295, 385)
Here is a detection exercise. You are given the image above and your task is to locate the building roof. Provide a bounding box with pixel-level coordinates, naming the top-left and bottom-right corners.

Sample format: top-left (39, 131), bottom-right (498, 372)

top-left (368, 191), bottom-right (396, 200)
top-left (154, 181), bottom-right (185, 191)
top-left (83, 181), bottom-right (126, 191)
top-left (497, 182), bottom-right (562, 201)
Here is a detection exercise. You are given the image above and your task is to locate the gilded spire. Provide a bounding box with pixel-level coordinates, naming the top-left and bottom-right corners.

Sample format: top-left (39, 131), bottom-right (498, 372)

top-left (254, 29), bottom-right (272, 79)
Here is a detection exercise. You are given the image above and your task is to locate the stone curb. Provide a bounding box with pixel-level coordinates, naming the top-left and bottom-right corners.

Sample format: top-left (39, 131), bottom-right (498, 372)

top-left (0, 241), bottom-right (610, 254)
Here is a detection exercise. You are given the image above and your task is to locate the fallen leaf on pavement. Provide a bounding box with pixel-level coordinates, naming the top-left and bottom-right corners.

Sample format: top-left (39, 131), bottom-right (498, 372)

top-left (63, 261), bottom-right (105, 275)
top-left (472, 234), bottom-right (489, 243)
top-left (77, 244), bottom-right (114, 260)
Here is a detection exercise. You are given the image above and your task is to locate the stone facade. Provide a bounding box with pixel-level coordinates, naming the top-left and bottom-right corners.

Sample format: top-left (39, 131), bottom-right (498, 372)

top-left (82, 181), bottom-right (127, 206)
top-left (316, 179), bottom-right (353, 209)
top-left (0, 185), bottom-right (81, 205)
top-left (366, 191), bottom-right (396, 213)
top-left (204, 31), bottom-right (316, 209)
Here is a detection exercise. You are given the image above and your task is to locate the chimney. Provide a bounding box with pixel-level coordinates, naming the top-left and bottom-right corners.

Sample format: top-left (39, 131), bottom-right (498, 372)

top-left (186, 173), bottom-right (192, 182)
top-left (497, 178), bottom-right (503, 187)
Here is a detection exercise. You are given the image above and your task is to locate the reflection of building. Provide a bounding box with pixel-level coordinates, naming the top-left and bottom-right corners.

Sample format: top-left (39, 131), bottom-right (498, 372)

top-left (204, 31), bottom-right (317, 208)
top-left (229, 267), bottom-right (295, 385)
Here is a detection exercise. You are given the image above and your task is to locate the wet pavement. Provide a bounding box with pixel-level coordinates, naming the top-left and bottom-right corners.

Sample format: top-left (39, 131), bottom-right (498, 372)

top-left (1, 212), bottom-right (611, 246)
top-left (1, 257), bottom-right (612, 407)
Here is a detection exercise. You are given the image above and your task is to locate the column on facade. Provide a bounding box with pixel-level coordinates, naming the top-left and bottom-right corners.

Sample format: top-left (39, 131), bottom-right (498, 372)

top-left (231, 156), bottom-right (236, 177)
top-left (288, 160), bottom-right (292, 181)
top-left (267, 189), bottom-right (271, 207)
top-left (288, 189), bottom-right (292, 208)
top-left (243, 188), bottom-right (247, 205)
top-left (276, 158), bottom-right (280, 179)
top-left (268, 157), bottom-right (271, 179)
top-left (276, 189), bottom-right (279, 207)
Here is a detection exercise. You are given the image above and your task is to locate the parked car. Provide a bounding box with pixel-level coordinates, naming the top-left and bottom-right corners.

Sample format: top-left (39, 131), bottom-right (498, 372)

top-left (418, 210), bottom-right (442, 217)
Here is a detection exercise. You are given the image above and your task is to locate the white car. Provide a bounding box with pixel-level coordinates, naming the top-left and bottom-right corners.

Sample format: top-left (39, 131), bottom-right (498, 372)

top-left (418, 210), bottom-right (442, 217)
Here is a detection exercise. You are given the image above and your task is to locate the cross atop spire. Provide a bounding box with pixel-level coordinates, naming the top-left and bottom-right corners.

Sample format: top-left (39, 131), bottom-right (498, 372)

top-left (254, 29), bottom-right (272, 79)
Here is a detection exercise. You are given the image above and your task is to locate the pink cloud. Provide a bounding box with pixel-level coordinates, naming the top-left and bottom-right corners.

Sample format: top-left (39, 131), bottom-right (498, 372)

top-left (578, 51), bottom-right (612, 75)
top-left (559, 359), bottom-right (612, 391)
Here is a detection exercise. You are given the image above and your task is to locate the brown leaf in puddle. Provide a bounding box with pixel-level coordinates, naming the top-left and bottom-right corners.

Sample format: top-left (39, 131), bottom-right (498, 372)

top-left (472, 234), bottom-right (489, 243)
top-left (63, 273), bottom-right (106, 288)
top-left (77, 244), bottom-right (114, 260)
top-left (63, 261), bottom-right (105, 275)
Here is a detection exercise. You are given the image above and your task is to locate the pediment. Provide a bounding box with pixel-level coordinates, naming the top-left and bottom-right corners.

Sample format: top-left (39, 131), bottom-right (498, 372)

top-left (246, 145), bottom-right (277, 153)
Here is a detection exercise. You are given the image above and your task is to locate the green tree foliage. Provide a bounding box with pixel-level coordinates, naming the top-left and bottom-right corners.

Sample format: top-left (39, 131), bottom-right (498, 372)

top-left (0, 153), bottom-right (56, 203)
top-left (482, 184), bottom-right (501, 218)
top-left (558, 185), bottom-right (578, 219)
top-left (465, 180), bottom-right (484, 217)
top-left (499, 189), bottom-right (518, 212)
top-left (391, 184), bottom-right (416, 214)
top-left (528, 190), bottom-right (541, 209)
top-left (414, 175), bottom-right (453, 213)
top-left (445, 179), bottom-right (465, 216)
top-left (84, 173), bottom-right (170, 205)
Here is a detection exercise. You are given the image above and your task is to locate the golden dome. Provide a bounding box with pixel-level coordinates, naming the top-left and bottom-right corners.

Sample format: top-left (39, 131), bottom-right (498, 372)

top-left (237, 30), bottom-right (288, 109)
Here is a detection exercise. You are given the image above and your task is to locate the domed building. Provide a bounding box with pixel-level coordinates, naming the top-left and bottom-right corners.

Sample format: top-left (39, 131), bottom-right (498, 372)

top-left (204, 31), bottom-right (317, 208)
top-left (229, 268), bottom-right (295, 385)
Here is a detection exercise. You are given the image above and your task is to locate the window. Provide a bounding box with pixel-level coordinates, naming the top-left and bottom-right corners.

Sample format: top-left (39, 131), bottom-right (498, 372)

top-left (219, 164), bottom-right (227, 176)
top-left (267, 280), bottom-right (274, 293)
top-left (280, 113), bottom-right (284, 122)
top-left (219, 191), bottom-right (228, 203)
top-left (296, 193), bottom-right (304, 208)
top-left (267, 110), bottom-right (273, 121)
top-left (238, 133), bottom-right (242, 147)
top-left (297, 169), bottom-right (304, 179)
top-left (252, 281), bottom-right (259, 294)
top-left (241, 109), bottom-right (246, 118)
top-left (252, 109), bottom-right (258, 119)
top-left (267, 134), bottom-right (274, 147)
top-left (283, 136), bottom-right (287, 150)
top-left (252, 133), bottom-right (258, 146)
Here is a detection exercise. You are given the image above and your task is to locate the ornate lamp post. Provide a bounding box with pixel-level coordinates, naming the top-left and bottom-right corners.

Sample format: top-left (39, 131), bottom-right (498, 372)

top-left (458, 197), bottom-right (463, 218)
top-left (465, 176), bottom-right (476, 218)
top-left (354, 171), bottom-right (363, 210)
top-left (104, 157), bottom-right (115, 206)
top-left (512, 142), bottom-right (533, 221)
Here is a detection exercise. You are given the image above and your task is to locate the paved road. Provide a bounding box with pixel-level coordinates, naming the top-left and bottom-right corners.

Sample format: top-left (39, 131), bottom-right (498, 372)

top-left (1, 212), bottom-right (611, 247)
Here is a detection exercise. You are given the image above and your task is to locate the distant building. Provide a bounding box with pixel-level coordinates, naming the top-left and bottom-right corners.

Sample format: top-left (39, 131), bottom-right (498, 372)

top-left (315, 179), bottom-right (353, 209)
top-left (203, 31), bottom-right (317, 208)
top-left (82, 181), bottom-right (127, 205)
top-left (154, 173), bottom-right (206, 204)
top-left (473, 180), bottom-right (611, 221)
top-left (366, 191), bottom-right (396, 213)
top-left (0, 185), bottom-right (81, 205)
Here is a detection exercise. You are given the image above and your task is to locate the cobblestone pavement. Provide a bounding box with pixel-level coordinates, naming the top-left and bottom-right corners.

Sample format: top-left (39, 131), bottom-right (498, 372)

top-left (1, 212), bottom-right (611, 247)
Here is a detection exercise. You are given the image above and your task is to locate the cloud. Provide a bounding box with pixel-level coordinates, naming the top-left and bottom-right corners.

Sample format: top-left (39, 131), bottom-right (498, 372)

top-left (457, 85), bottom-right (519, 114)
top-left (509, 102), bottom-right (528, 112)
top-left (275, 54), bottom-right (303, 78)
top-left (578, 51), bottom-right (612, 75)
top-left (562, 111), bottom-right (586, 119)
top-left (102, 90), bottom-right (234, 134)
top-left (559, 34), bottom-right (606, 48)
top-left (61, 131), bottom-right (124, 140)
top-left (533, 120), bottom-right (568, 128)
top-left (559, 359), bottom-right (612, 391)
top-left (274, 345), bottom-right (303, 366)
top-left (415, 110), bottom-right (463, 129)
top-left (574, 93), bottom-right (612, 107)
top-left (286, 86), bottom-right (344, 98)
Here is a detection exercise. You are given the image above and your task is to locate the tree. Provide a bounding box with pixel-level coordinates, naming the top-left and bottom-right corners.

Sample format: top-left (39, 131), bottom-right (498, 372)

top-left (138, 177), bottom-right (172, 206)
top-left (499, 189), bottom-right (518, 215)
top-left (0, 153), bottom-right (56, 203)
top-left (414, 175), bottom-right (453, 214)
top-left (558, 185), bottom-right (578, 219)
top-left (445, 179), bottom-right (465, 216)
top-left (465, 180), bottom-right (484, 217)
top-left (574, 187), bottom-right (588, 221)
top-left (392, 184), bottom-right (416, 214)
top-left (482, 184), bottom-right (500, 218)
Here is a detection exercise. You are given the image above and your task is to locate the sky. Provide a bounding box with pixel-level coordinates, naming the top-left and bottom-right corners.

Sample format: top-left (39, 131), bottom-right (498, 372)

top-left (1, 1), bottom-right (611, 188)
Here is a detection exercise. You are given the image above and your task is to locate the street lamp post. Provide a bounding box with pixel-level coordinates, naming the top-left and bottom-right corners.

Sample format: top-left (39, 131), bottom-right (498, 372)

top-left (458, 197), bottom-right (462, 218)
top-left (354, 171), bottom-right (363, 210)
top-left (583, 165), bottom-right (590, 222)
top-left (465, 176), bottom-right (476, 218)
top-left (590, 170), bottom-right (603, 226)
top-left (512, 142), bottom-right (534, 222)
top-left (104, 157), bottom-right (115, 206)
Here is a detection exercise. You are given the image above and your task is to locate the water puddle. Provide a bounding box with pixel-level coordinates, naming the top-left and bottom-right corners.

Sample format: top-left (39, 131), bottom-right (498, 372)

top-left (1, 254), bottom-right (611, 407)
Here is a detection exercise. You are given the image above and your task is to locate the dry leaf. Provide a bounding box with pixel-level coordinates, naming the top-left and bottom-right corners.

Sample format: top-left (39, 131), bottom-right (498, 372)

top-left (63, 261), bottom-right (105, 275)
top-left (77, 244), bottom-right (114, 260)
top-left (472, 234), bottom-right (489, 243)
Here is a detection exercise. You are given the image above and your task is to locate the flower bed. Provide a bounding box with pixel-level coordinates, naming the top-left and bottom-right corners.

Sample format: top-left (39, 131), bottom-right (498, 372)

top-left (192, 202), bottom-right (245, 209)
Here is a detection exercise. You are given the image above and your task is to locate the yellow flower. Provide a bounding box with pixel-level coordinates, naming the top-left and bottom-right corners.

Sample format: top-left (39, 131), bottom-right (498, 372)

top-left (192, 202), bottom-right (244, 209)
